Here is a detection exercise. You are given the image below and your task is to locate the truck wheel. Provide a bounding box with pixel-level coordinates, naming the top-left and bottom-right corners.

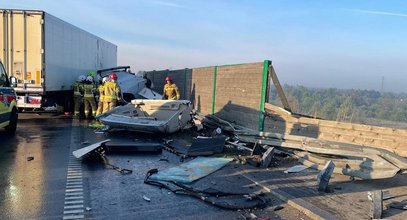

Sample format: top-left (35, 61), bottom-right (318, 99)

top-left (5, 108), bottom-right (18, 135)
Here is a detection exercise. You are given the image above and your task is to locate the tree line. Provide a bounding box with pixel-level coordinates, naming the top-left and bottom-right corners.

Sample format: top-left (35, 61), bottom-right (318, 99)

top-left (269, 85), bottom-right (407, 126)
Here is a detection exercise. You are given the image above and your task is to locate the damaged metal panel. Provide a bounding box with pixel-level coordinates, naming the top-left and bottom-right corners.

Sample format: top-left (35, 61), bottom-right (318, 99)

top-left (167, 135), bottom-right (226, 157)
top-left (148, 157), bottom-right (233, 183)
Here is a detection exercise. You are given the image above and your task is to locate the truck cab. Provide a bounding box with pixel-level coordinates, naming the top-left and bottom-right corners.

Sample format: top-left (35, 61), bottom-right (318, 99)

top-left (0, 60), bottom-right (18, 134)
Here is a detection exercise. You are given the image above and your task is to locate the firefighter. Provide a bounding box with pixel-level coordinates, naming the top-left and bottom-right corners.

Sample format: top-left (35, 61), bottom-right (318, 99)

top-left (95, 77), bottom-right (108, 116)
top-left (103, 72), bottom-right (121, 113)
top-left (163, 76), bottom-right (180, 100)
top-left (83, 76), bottom-right (97, 118)
top-left (73, 75), bottom-right (86, 117)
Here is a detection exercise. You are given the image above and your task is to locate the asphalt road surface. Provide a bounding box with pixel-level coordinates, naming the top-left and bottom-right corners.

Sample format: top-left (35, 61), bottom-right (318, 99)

top-left (0, 113), bottom-right (307, 220)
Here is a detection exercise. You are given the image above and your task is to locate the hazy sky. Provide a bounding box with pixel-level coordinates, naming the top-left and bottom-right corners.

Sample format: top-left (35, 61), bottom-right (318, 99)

top-left (2, 0), bottom-right (407, 92)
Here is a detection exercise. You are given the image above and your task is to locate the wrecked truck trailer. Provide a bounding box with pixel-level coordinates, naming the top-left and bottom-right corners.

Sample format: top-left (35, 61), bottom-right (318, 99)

top-left (97, 66), bottom-right (162, 102)
top-left (96, 99), bottom-right (193, 134)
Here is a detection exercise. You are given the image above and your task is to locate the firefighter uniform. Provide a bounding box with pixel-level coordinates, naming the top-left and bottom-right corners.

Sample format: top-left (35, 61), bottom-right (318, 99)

top-left (163, 83), bottom-right (180, 100)
top-left (103, 81), bottom-right (121, 113)
top-left (83, 83), bottom-right (97, 117)
top-left (73, 82), bottom-right (84, 116)
top-left (95, 84), bottom-right (105, 116)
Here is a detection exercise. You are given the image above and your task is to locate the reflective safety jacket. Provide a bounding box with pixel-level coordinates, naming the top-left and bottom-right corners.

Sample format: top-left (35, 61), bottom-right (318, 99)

top-left (103, 81), bottom-right (121, 102)
top-left (98, 84), bottom-right (105, 102)
top-left (83, 83), bottom-right (95, 98)
top-left (163, 83), bottom-right (180, 100)
top-left (73, 82), bottom-right (84, 97)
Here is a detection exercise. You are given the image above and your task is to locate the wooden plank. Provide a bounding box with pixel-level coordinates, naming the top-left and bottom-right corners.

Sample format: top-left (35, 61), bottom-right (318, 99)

top-left (319, 120), bottom-right (407, 137)
top-left (317, 161), bottom-right (335, 192)
top-left (266, 102), bottom-right (407, 137)
top-left (372, 190), bottom-right (383, 219)
top-left (269, 66), bottom-right (291, 112)
top-left (318, 132), bottom-right (396, 148)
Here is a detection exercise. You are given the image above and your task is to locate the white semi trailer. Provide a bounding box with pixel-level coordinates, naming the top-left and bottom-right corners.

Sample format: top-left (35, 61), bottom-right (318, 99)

top-left (0, 9), bottom-right (117, 111)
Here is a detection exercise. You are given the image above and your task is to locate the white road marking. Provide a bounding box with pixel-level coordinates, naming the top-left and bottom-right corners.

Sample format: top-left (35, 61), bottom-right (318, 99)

top-left (63, 209), bottom-right (84, 214)
top-left (67, 176), bottom-right (82, 179)
top-left (62, 215), bottom-right (85, 220)
top-left (66, 183), bottom-right (83, 186)
top-left (64, 204), bottom-right (84, 209)
top-left (63, 125), bottom-right (89, 220)
top-left (66, 185), bottom-right (82, 189)
top-left (65, 192), bottom-right (83, 196)
top-left (65, 196), bottom-right (84, 200)
top-left (66, 188), bottom-right (83, 192)
top-left (65, 200), bottom-right (84, 205)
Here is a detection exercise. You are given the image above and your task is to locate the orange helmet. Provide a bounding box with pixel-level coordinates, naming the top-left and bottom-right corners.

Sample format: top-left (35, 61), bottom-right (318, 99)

top-left (109, 72), bottom-right (118, 80)
top-left (165, 76), bottom-right (172, 81)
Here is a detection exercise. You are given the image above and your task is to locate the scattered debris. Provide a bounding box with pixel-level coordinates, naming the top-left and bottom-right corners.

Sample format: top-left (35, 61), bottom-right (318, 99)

top-left (142, 195), bottom-right (151, 202)
top-left (211, 127), bottom-right (222, 136)
top-left (148, 157), bottom-right (233, 183)
top-left (245, 155), bottom-right (262, 167)
top-left (144, 169), bottom-right (267, 210)
top-left (261, 147), bottom-right (275, 168)
top-left (284, 165), bottom-right (308, 173)
top-left (27, 156), bottom-right (34, 161)
top-left (236, 130), bottom-right (407, 179)
top-left (73, 139), bottom-right (133, 175)
top-left (239, 212), bottom-right (257, 220)
top-left (226, 141), bottom-right (253, 152)
top-left (159, 155), bottom-right (169, 162)
top-left (72, 139), bottom-right (111, 159)
top-left (166, 136), bottom-right (226, 157)
top-left (266, 205), bottom-right (285, 212)
top-left (387, 199), bottom-right (407, 210)
top-left (193, 118), bottom-right (203, 131)
top-left (248, 213), bottom-right (257, 219)
top-left (382, 190), bottom-right (396, 200)
top-left (317, 160), bottom-right (335, 192)
top-left (105, 139), bottom-right (162, 153)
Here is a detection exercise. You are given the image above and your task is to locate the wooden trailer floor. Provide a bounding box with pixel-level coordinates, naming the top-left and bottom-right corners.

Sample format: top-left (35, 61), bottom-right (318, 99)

top-left (238, 157), bottom-right (407, 219)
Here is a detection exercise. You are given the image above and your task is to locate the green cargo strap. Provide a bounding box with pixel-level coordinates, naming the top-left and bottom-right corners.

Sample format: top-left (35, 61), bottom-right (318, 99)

top-left (211, 66), bottom-right (218, 115)
top-left (259, 60), bottom-right (270, 131)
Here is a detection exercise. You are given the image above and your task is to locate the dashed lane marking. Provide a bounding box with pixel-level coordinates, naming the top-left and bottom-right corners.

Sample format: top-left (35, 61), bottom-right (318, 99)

top-left (62, 215), bottom-right (85, 220)
top-left (66, 192), bottom-right (83, 196)
top-left (65, 196), bottom-right (84, 200)
top-left (66, 188), bottom-right (83, 192)
top-left (63, 209), bottom-right (84, 215)
top-left (64, 204), bottom-right (84, 209)
top-left (65, 200), bottom-right (84, 205)
top-left (63, 124), bottom-right (86, 220)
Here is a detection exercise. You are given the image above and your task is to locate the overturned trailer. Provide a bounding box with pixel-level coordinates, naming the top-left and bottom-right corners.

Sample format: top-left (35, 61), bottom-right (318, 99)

top-left (96, 99), bottom-right (193, 134)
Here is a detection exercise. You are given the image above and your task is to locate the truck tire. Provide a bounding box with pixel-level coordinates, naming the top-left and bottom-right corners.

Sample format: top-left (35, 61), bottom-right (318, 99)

top-left (5, 108), bottom-right (18, 135)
